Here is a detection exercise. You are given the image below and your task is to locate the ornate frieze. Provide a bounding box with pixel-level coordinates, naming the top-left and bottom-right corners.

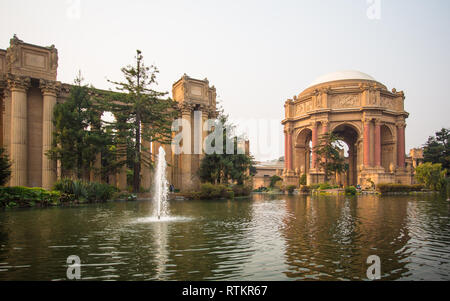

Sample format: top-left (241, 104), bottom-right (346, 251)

top-left (330, 93), bottom-right (360, 108)
top-left (295, 100), bottom-right (312, 115)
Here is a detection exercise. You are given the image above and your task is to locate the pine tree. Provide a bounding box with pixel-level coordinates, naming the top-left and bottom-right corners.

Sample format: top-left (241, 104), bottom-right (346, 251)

top-left (101, 50), bottom-right (178, 192)
top-left (47, 72), bottom-right (106, 180)
top-left (423, 128), bottom-right (449, 174)
top-left (199, 109), bottom-right (255, 185)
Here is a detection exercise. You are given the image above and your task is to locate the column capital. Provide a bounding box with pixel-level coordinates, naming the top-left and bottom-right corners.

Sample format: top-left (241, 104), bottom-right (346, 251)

top-left (179, 102), bottom-right (194, 114)
top-left (320, 120), bottom-right (330, 127)
top-left (395, 121), bottom-right (406, 128)
top-left (7, 74), bottom-right (31, 92)
top-left (374, 118), bottom-right (382, 126)
top-left (40, 79), bottom-right (61, 96)
top-left (362, 117), bottom-right (373, 124)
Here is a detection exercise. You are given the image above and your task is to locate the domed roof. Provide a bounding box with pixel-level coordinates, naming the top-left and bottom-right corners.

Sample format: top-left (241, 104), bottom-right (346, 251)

top-left (308, 70), bottom-right (376, 88)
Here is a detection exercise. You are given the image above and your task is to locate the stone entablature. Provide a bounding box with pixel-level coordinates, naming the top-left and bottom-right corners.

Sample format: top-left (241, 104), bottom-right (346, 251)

top-left (284, 79), bottom-right (407, 120)
top-left (172, 74), bottom-right (216, 114)
top-left (3, 35), bottom-right (58, 82)
top-left (282, 72), bottom-right (412, 187)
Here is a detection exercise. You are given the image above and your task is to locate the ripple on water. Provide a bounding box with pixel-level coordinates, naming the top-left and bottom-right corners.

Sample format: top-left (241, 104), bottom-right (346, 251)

top-left (132, 216), bottom-right (194, 223)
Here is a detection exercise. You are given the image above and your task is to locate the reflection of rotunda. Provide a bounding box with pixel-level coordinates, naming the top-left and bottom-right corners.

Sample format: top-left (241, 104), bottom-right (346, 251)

top-left (282, 70), bottom-right (412, 186)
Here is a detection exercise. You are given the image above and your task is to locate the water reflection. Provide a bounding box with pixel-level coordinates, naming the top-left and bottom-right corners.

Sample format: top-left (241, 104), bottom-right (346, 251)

top-left (0, 194), bottom-right (449, 280)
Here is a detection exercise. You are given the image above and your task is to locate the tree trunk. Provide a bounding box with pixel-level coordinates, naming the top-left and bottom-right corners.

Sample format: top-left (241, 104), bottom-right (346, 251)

top-left (133, 113), bottom-right (141, 193)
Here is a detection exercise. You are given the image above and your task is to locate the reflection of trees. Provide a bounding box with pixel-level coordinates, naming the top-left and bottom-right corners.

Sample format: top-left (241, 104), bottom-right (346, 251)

top-left (281, 194), bottom-right (413, 280)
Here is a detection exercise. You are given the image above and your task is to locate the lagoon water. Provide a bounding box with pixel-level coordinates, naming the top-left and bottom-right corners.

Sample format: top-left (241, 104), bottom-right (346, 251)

top-left (0, 194), bottom-right (449, 281)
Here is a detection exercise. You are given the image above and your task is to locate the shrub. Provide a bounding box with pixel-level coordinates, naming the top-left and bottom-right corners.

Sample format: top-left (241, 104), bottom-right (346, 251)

top-left (376, 183), bottom-right (425, 194)
top-left (286, 185), bottom-right (297, 194)
top-left (0, 147), bottom-right (12, 186)
top-left (319, 183), bottom-right (332, 190)
top-left (345, 186), bottom-right (357, 195)
top-left (415, 162), bottom-right (447, 191)
top-left (53, 179), bottom-right (116, 202)
top-left (299, 174), bottom-right (307, 186)
top-left (0, 186), bottom-right (62, 207)
top-left (300, 185), bottom-right (311, 193)
top-left (310, 184), bottom-right (321, 190)
top-left (269, 175), bottom-right (283, 188)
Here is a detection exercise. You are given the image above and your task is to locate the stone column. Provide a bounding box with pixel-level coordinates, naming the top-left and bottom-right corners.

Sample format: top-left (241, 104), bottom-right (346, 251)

top-left (363, 119), bottom-right (371, 167)
top-left (40, 80), bottom-right (60, 189)
top-left (311, 122), bottom-right (318, 169)
top-left (180, 108), bottom-right (192, 191)
top-left (141, 125), bottom-right (152, 192)
top-left (321, 121), bottom-right (329, 165)
top-left (284, 131), bottom-right (288, 170)
top-left (7, 75), bottom-right (30, 187)
top-left (287, 130), bottom-right (293, 171)
top-left (374, 119), bottom-right (381, 167)
top-left (397, 122), bottom-right (406, 168)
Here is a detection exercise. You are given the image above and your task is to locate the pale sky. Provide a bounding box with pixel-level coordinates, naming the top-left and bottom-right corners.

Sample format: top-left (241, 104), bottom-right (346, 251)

top-left (1, 0), bottom-right (449, 161)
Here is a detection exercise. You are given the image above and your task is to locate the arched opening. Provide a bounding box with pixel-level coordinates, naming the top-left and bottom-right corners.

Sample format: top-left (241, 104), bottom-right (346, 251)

top-left (381, 125), bottom-right (395, 172)
top-left (294, 128), bottom-right (312, 178)
top-left (332, 124), bottom-right (360, 186)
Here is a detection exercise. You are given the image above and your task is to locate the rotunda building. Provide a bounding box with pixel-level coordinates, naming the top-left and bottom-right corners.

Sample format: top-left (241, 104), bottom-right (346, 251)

top-left (282, 70), bottom-right (412, 187)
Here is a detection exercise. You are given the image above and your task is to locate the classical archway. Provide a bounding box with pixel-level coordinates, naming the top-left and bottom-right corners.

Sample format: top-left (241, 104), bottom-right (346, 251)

top-left (282, 70), bottom-right (412, 186)
top-left (293, 128), bottom-right (312, 177)
top-left (381, 124), bottom-right (395, 172)
top-left (332, 123), bottom-right (360, 186)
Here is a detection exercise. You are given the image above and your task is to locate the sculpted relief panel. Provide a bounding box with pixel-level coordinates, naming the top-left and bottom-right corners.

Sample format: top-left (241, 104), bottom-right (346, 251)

top-left (381, 97), bottom-right (401, 111)
top-left (330, 94), bottom-right (360, 109)
top-left (295, 100), bottom-right (312, 116)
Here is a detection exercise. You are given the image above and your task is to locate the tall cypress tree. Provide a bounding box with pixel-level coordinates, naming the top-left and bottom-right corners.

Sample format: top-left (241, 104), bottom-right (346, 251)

top-left (101, 50), bottom-right (178, 192)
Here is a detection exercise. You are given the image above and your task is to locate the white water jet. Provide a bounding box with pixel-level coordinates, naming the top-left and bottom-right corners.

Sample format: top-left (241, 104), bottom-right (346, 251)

top-left (153, 146), bottom-right (169, 220)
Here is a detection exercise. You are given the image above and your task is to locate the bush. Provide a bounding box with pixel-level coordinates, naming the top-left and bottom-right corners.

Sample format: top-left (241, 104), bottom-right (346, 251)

top-left (415, 162), bottom-right (447, 191)
top-left (376, 183), bottom-right (425, 194)
top-left (319, 183), bottom-right (332, 190)
top-left (300, 185), bottom-right (311, 193)
top-left (269, 175), bottom-right (283, 188)
top-left (53, 178), bottom-right (117, 202)
top-left (286, 185), bottom-right (297, 194)
top-left (0, 147), bottom-right (12, 186)
top-left (0, 186), bottom-right (62, 208)
top-left (345, 186), bottom-right (357, 195)
top-left (299, 174), bottom-right (307, 186)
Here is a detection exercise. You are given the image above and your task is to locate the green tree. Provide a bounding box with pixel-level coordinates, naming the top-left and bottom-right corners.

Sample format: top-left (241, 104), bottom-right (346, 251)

top-left (415, 162), bottom-right (447, 191)
top-left (269, 175), bottom-right (283, 188)
top-left (313, 132), bottom-right (345, 182)
top-left (47, 72), bottom-right (106, 180)
top-left (423, 128), bottom-right (450, 174)
top-left (199, 109), bottom-right (255, 185)
top-left (101, 50), bottom-right (178, 192)
top-left (0, 148), bottom-right (12, 186)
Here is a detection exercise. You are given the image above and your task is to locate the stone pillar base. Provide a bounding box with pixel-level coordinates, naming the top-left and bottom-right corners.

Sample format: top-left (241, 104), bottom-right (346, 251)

top-left (308, 170), bottom-right (325, 185)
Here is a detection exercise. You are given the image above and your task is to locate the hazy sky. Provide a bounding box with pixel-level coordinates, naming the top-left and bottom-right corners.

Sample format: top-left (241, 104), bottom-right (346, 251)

top-left (1, 0), bottom-right (449, 161)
